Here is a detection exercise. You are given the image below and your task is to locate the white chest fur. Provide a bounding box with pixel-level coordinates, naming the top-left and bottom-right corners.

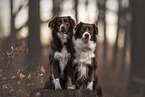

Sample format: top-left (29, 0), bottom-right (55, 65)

top-left (73, 38), bottom-right (96, 80)
top-left (57, 32), bottom-right (68, 44)
top-left (73, 38), bottom-right (96, 64)
top-left (54, 46), bottom-right (71, 75)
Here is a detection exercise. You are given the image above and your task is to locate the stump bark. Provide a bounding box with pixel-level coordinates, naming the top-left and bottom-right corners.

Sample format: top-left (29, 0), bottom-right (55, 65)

top-left (30, 88), bottom-right (98, 97)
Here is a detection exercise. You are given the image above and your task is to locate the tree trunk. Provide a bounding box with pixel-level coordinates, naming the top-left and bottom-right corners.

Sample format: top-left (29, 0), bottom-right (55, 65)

top-left (74, 0), bottom-right (78, 23)
top-left (128, 0), bottom-right (145, 93)
top-left (97, 0), bottom-right (107, 60)
top-left (53, 0), bottom-right (61, 16)
top-left (27, 0), bottom-right (42, 67)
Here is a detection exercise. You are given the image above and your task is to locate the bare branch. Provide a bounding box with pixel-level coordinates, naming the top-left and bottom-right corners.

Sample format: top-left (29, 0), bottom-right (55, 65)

top-left (16, 21), bottom-right (28, 32)
top-left (13, 1), bottom-right (29, 18)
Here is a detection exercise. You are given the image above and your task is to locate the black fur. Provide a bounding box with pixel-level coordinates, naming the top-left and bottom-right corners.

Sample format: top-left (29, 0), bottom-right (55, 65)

top-left (73, 22), bottom-right (103, 97)
top-left (45, 16), bottom-right (75, 89)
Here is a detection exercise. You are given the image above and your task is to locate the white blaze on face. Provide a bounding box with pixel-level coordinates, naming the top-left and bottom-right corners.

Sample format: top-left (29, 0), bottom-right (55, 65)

top-left (59, 18), bottom-right (64, 32)
top-left (82, 32), bottom-right (91, 39)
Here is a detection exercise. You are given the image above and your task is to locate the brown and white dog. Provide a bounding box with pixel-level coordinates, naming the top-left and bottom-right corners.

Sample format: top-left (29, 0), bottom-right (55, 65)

top-left (45, 16), bottom-right (75, 90)
top-left (73, 22), bottom-right (103, 97)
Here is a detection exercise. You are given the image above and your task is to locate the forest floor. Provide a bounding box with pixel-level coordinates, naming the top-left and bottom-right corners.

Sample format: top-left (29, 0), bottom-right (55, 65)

top-left (0, 43), bottom-right (145, 97)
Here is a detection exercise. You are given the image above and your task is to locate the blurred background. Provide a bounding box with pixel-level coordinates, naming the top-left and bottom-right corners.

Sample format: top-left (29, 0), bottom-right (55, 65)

top-left (0, 0), bottom-right (145, 97)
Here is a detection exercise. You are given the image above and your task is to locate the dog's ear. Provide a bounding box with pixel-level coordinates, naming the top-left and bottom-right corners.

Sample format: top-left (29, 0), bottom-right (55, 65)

top-left (74, 22), bottom-right (83, 38)
top-left (93, 24), bottom-right (98, 35)
top-left (68, 16), bottom-right (76, 27)
top-left (75, 22), bottom-right (83, 31)
top-left (48, 16), bottom-right (58, 29)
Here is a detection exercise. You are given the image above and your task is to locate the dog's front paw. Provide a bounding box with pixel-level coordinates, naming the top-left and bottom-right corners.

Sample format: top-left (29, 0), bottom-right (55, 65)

top-left (54, 78), bottom-right (62, 90)
top-left (67, 85), bottom-right (75, 89)
top-left (55, 87), bottom-right (62, 90)
top-left (87, 82), bottom-right (93, 90)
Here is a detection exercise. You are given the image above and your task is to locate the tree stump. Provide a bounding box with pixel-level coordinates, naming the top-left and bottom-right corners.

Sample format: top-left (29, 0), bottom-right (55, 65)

top-left (30, 88), bottom-right (98, 97)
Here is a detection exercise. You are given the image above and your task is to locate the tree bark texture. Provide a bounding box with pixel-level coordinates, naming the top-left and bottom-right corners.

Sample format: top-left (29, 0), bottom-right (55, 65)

top-left (129, 0), bottom-right (145, 92)
top-left (30, 89), bottom-right (98, 97)
top-left (27, 0), bottom-right (42, 66)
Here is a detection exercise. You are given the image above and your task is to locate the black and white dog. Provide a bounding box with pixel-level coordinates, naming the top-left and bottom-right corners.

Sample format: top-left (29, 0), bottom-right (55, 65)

top-left (45, 16), bottom-right (75, 90)
top-left (73, 22), bottom-right (103, 97)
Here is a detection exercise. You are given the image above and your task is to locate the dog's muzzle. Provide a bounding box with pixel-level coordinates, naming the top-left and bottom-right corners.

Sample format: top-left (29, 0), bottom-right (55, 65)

top-left (82, 32), bottom-right (91, 40)
top-left (59, 24), bottom-right (67, 33)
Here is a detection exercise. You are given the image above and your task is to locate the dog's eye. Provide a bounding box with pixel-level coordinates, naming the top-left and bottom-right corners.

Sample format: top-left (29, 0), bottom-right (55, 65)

top-left (81, 27), bottom-right (85, 30)
top-left (64, 19), bottom-right (68, 22)
top-left (57, 22), bottom-right (61, 25)
top-left (89, 27), bottom-right (93, 31)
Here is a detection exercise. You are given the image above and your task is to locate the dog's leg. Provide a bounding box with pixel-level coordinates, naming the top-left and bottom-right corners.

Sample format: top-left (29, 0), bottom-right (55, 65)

top-left (87, 66), bottom-right (94, 90)
top-left (52, 61), bottom-right (62, 90)
top-left (67, 62), bottom-right (75, 89)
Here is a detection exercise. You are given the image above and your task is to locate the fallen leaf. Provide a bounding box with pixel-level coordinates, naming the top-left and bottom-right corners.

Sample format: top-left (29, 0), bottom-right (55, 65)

top-left (40, 66), bottom-right (45, 75)
top-left (19, 47), bottom-right (24, 52)
top-left (11, 46), bottom-right (14, 50)
top-left (17, 69), bottom-right (21, 75)
top-left (12, 76), bottom-right (18, 80)
top-left (6, 51), bottom-right (12, 55)
top-left (36, 66), bottom-right (40, 71)
top-left (0, 68), bottom-right (3, 72)
top-left (33, 73), bottom-right (37, 76)
top-left (17, 80), bottom-right (21, 84)
top-left (24, 46), bottom-right (29, 54)
top-left (2, 85), bottom-right (8, 89)
top-left (19, 73), bottom-right (25, 79)
top-left (35, 92), bottom-right (41, 97)
top-left (24, 83), bottom-right (35, 86)
top-left (28, 73), bottom-right (31, 79)
top-left (9, 89), bottom-right (14, 93)
top-left (41, 78), bottom-right (44, 84)
top-left (14, 43), bottom-right (23, 48)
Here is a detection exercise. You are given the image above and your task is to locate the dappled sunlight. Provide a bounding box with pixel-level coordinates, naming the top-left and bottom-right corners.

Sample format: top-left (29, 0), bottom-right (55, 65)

top-left (0, 0), bottom-right (10, 38)
top-left (106, 24), bottom-right (117, 45)
top-left (61, 0), bottom-right (75, 18)
top-left (105, 10), bottom-right (118, 45)
top-left (97, 21), bottom-right (104, 43)
top-left (40, 23), bottom-right (52, 46)
top-left (40, 0), bottom-right (53, 21)
top-left (78, 0), bottom-right (98, 23)
top-left (106, 0), bottom-right (118, 11)
top-left (105, 11), bottom-right (118, 24)
top-left (15, 7), bottom-right (28, 29)
top-left (17, 26), bottom-right (28, 39)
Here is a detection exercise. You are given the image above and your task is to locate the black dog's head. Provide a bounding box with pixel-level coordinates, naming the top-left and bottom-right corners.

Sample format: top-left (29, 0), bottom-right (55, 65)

top-left (48, 16), bottom-right (75, 43)
top-left (74, 22), bottom-right (98, 42)
top-left (49, 16), bottom-right (75, 34)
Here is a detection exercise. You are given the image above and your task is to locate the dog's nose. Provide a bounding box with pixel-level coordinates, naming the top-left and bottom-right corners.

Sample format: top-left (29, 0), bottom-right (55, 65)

top-left (85, 34), bottom-right (89, 38)
top-left (61, 26), bottom-right (65, 29)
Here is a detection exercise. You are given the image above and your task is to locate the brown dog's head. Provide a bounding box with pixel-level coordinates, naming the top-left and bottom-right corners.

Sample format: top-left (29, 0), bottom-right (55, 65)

top-left (49, 16), bottom-right (75, 33)
top-left (48, 16), bottom-right (75, 43)
top-left (74, 22), bottom-right (98, 42)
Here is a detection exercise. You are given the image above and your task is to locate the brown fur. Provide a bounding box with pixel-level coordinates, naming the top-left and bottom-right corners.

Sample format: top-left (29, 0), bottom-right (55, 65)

top-left (44, 16), bottom-right (75, 89)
